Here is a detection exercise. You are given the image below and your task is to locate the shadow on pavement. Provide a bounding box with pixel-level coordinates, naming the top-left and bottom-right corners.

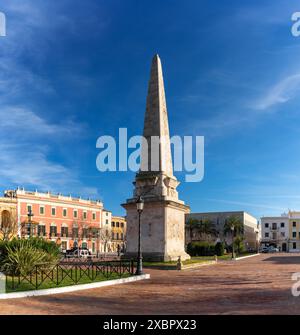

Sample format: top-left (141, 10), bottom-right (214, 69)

top-left (262, 255), bottom-right (300, 264)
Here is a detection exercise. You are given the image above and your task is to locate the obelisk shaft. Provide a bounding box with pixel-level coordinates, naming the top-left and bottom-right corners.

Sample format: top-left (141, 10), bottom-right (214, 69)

top-left (140, 54), bottom-right (173, 177)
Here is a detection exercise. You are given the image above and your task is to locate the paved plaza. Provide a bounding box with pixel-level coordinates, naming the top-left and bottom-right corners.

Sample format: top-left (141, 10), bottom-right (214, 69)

top-left (1, 254), bottom-right (300, 315)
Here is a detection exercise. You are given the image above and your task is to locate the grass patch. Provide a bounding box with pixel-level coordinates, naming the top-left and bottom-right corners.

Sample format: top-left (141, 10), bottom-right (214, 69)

top-left (143, 253), bottom-right (258, 268)
top-left (5, 269), bottom-right (131, 293)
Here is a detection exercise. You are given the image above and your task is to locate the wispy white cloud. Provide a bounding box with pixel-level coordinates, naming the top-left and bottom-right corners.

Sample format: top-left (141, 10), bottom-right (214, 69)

top-left (253, 73), bottom-right (300, 110)
top-left (0, 1), bottom-right (99, 198)
top-left (0, 142), bottom-right (99, 196)
top-left (0, 106), bottom-right (84, 137)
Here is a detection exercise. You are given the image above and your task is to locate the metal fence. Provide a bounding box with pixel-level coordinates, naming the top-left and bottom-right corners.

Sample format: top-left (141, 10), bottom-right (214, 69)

top-left (5, 259), bottom-right (136, 292)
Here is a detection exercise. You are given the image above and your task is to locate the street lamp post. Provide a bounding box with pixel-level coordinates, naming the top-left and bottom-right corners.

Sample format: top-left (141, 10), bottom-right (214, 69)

top-left (27, 208), bottom-right (34, 238)
top-left (135, 196), bottom-right (144, 275)
top-left (231, 225), bottom-right (235, 260)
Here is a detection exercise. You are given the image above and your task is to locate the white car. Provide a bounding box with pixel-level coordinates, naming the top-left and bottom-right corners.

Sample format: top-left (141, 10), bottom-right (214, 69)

top-left (268, 246), bottom-right (279, 253)
top-left (68, 249), bottom-right (91, 258)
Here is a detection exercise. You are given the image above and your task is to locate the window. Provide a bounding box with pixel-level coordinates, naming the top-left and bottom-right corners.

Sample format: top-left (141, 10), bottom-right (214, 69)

top-left (92, 212), bottom-right (96, 220)
top-left (51, 207), bottom-right (56, 216)
top-left (116, 222), bottom-right (120, 228)
top-left (106, 212), bottom-right (108, 216)
top-left (265, 223), bottom-right (269, 228)
top-left (50, 225), bottom-right (57, 237)
top-left (38, 225), bottom-right (46, 237)
top-left (83, 211), bottom-right (87, 220)
top-left (293, 222), bottom-right (297, 227)
top-left (293, 242), bottom-right (297, 249)
top-left (73, 210), bottom-right (78, 218)
top-left (265, 232), bottom-right (269, 238)
top-left (281, 232), bottom-right (285, 237)
top-left (272, 223), bottom-right (277, 230)
top-left (72, 227), bottom-right (78, 238)
top-left (106, 219), bottom-right (108, 224)
top-left (116, 233), bottom-right (119, 240)
top-left (92, 242), bottom-right (96, 254)
top-left (83, 228), bottom-right (88, 238)
top-left (121, 233), bottom-right (124, 240)
top-left (121, 222), bottom-right (124, 228)
top-left (27, 205), bottom-right (32, 213)
top-left (112, 232), bottom-right (115, 239)
top-left (281, 222), bottom-right (285, 228)
top-left (63, 208), bottom-right (67, 217)
top-left (112, 222), bottom-right (115, 227)
top-left (61, 226), bottom-right (68, 237)
top-left (39, 206), bottom-right (45, 215)
top-left (293, 232), bottom-right (297, 238)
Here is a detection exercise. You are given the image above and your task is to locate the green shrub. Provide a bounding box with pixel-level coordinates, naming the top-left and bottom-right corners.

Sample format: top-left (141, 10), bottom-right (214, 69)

top-left (0, 238), bottom-right (60, 275)
top-left (234, 237), bottom-right (245, 254)
top-left (187, 242), bottom-right (215, 256)
top-left (215, 242), bottom-right (224, 256)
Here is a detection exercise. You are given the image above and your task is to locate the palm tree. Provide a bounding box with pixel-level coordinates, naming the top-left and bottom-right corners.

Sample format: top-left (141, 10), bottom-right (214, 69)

top-left (223, 215), bottom-right (244, 254)
top-left (223, 215), bottom-right (244, 237)
top-left (186, 218), bottom-right (200, 243)
top-left (199, 219), bottom-right (218, 240)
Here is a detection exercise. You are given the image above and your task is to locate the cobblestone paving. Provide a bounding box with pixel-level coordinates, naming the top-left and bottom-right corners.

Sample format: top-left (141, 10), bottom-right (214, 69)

top-left (1, 254), bottom-right (300, 315)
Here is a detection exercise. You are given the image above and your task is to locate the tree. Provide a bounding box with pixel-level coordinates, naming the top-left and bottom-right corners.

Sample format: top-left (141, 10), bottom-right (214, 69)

top-left (234, 236), bottom-right (245, 254)
top-left (0, 210), bottom-right (18, 241)
top-left (186, 218), bottom-right (200, 243)
top-left (223, 215), bottom-right (244, 237)
top-left (223, 215), bottom-right (244, 255)
top-left (99, 227), bottom-right (112, 254)
top-left (72, 216), bottom-right (100, 254)
top-left (199, 219), bottom-right (218, 240)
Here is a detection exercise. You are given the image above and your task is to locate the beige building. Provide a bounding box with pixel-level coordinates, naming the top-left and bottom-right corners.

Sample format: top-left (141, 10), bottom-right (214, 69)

top-left (0, 193), bottom-right (17, 240)
top-left (111, 216), bottom-right (126, 253)
top-left (288, 211), bottom-right (300, 252)
top-left (261, 211), bottom-right (300, 252)
top-left (186, 211), bottom-right (259, 250)
top-left (260, 214), bottom-right (289, 251)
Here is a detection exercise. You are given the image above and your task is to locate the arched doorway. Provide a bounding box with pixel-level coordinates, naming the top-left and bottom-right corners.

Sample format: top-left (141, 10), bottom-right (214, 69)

top-left (282, 243), bottom-right (287, 252)
top-left (1, 210), bottom-right (11, 229)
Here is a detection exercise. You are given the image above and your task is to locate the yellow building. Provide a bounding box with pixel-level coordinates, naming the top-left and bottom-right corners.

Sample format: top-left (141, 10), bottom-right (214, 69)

top-left (111, 216), bottom-right (126, 253)
top-left (0, 192), bottom-right (18, 240)
top-left (288, 211), bottom-right (300, 252)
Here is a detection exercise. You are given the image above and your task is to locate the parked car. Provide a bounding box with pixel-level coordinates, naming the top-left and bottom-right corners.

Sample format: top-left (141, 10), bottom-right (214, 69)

top-left (260, 246), bottom-right (279, 253)
top-left (268, 246), bottom-right (279, 253)
top-left (260, 246), bottom-right (269, 253)
top-left (65, 247), bottom-right (91, 258)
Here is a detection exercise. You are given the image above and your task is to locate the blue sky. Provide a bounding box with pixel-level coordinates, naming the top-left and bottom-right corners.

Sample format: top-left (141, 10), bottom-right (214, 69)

top-left (1, 0), bottom-right (300, 219)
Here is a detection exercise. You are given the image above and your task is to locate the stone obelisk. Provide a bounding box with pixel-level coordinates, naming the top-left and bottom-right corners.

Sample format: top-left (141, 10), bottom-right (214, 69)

top-left (122, 54), bottom-right (190, 261)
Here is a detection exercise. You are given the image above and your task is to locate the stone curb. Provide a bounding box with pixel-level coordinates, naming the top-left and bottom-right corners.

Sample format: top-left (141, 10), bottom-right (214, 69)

top-left (235, 253), bottom-right (260, 261)
top-left (181, 260), bottom-right (216, 270)
top-left (0, 274), bottom-right (150, 300)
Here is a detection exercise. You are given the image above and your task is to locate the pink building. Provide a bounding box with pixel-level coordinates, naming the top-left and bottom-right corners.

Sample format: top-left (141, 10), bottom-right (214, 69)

top-left (7, 188), bottom-right (111, 254)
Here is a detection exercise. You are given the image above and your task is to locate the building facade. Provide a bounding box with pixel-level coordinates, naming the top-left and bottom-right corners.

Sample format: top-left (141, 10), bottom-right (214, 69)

top-left (260, 215), bottom-right (289, 251)
top-left (111, 216), bottom-right (126, 253)
top-left (261, 211), bottom-right (300, 252)
top-left (186, 211), bottom-right (259, 250)
top-left (2, 188), bottom-right (104, 254)
top-left (0, 193), bottom-right (17, 240)
top-left (289, 211), bottom-right (300, 252)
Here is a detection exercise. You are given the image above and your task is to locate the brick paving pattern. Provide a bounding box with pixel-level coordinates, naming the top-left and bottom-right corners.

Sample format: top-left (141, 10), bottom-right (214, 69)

top-left (1, 254), bottom-right (300, 315)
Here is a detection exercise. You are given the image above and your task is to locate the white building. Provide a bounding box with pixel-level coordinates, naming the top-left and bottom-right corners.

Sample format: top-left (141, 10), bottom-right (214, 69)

top-left (260, 214), bottom-right (289, 252)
